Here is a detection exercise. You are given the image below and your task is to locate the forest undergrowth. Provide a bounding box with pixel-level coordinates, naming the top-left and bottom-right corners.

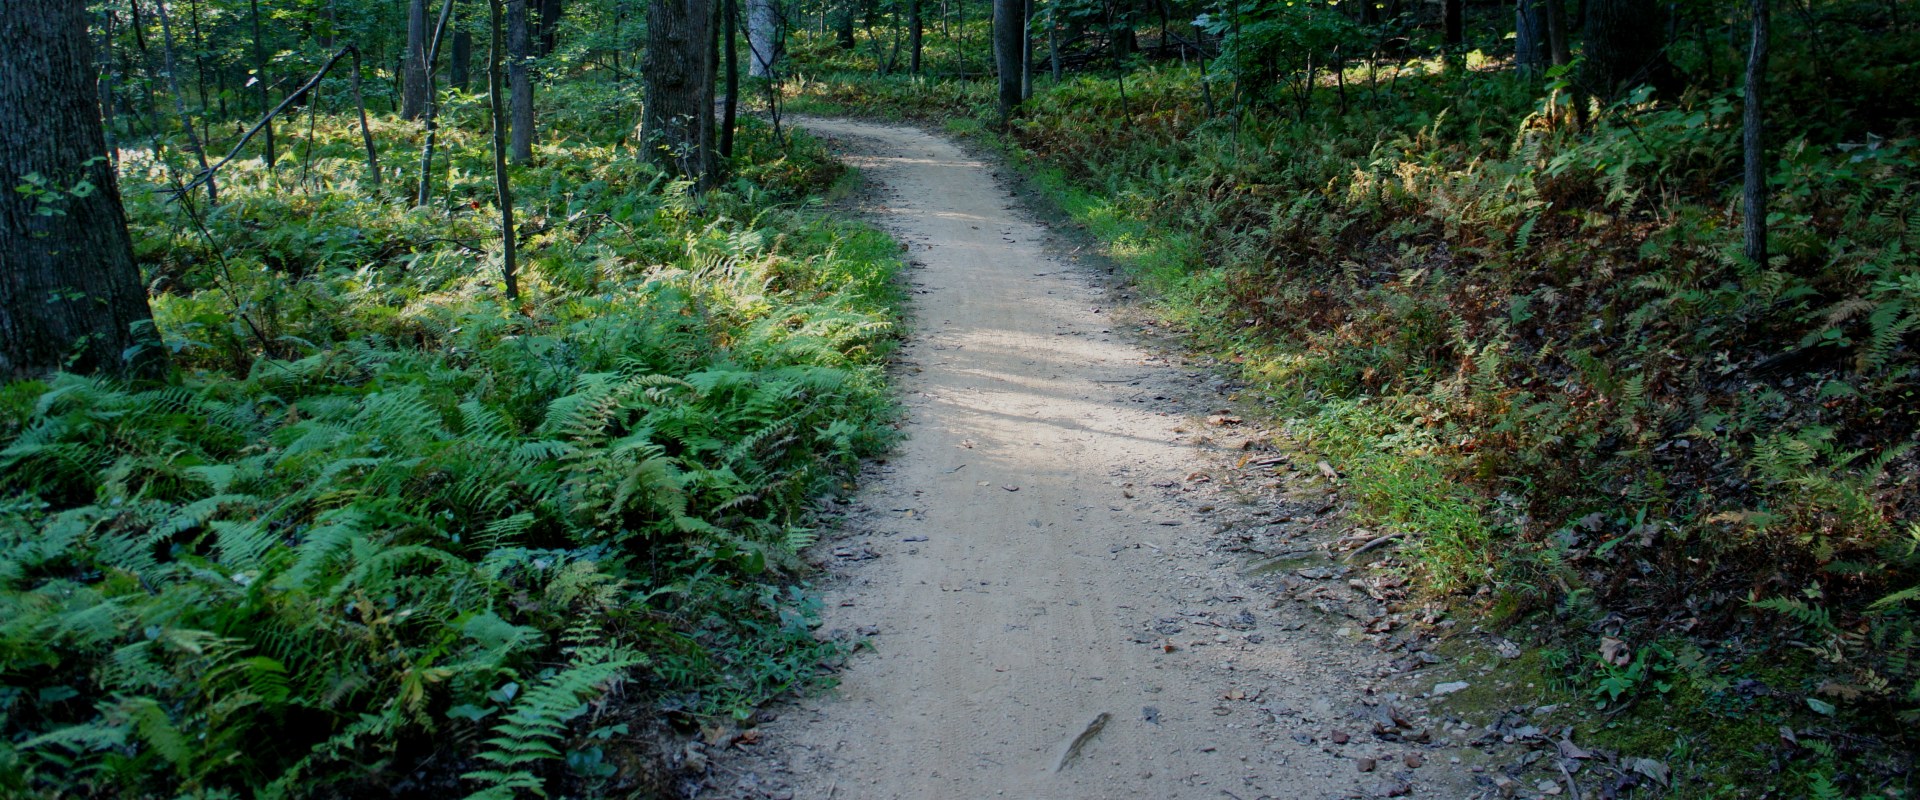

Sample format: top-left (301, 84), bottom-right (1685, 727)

top-left (776, 16), bottom-right (1919, 796)
top-left (0, 79), bottom-right (904, 798)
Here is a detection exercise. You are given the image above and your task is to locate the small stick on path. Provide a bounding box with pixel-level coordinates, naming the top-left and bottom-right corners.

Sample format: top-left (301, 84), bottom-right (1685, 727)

top-left (1051, 711), bottom-right (1110, 772)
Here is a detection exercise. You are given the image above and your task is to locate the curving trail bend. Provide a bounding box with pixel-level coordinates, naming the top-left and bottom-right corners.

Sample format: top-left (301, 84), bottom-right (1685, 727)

top-left (704, 118), bottom-right (1482, 800)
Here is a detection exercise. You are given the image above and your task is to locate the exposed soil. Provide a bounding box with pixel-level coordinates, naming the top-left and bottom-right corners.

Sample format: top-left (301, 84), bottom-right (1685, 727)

top-left (695, 119), bottom-right (1497, 799)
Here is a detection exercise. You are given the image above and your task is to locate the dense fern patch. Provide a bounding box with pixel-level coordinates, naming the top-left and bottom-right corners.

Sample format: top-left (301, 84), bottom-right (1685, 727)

top-left (0, 82), bottom-right (902, 797)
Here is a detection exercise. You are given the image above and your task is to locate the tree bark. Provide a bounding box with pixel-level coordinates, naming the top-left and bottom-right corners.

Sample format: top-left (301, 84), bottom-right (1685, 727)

top-left (452, 28), bottom-right (473, 90)
top-left (1, 0), bottom-right (164, 379)
top-left (1021, 0), bottom-right (1034, 98)
top-left (836, 0), bottom-right (857, 49)
top-left (535, 0), bottom-right (564, 56)
top-left (404, 0), bottom-right (432, 118)
top-left (723, 0), bottom-right (739, 158)
top-left (908, 0), bottom-right (923, 74)
top-left (250, 0), bottom-right (277, 169)
top-left (994, 0), bottom-right (1023, 123)
top-left (155, 0), bottom-right (216, 204)
top-left (415, 0), bottom-right (457, 205)
top-left (1443, 0), bottom-right (1464, 52)
top-left (642, 0), bottom-right (718, 184)
top-left (508, 0), bottom-right (535, 162)
top-left (1049, 2), bottom-right (1061, 81)
top-left (748, 0), bottom-right (781, 77)
top-left (487, 0), bottom-right (519, 299)
top-left (1581, 0), bottom-right (1674, 100)
top-left (1515, 0), bottom-right (1550, 73)
top-left (1742, 0), bottom-right (1768, 267)
top-left (98, 9), bottom-right (119, 161)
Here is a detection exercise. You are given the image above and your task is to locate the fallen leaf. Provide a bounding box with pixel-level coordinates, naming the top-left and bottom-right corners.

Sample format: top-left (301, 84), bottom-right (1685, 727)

top-left (1556, 738), bottom-right (1591, 760)
top-left (1630, 757), bottom-right (1670, 786)
top-left (1818, 681), bottom-right (1865, 701)
top-left (1599, 637), bottom-right (1632, 666)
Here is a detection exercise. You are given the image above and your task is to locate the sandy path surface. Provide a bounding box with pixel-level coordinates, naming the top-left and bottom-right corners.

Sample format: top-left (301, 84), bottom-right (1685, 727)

top-left (700, 119), bottom-right (1486, 800)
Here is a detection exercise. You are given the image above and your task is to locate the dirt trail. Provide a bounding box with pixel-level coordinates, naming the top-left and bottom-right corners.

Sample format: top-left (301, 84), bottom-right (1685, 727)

top-left (703, 119), bottom-right (1486, 799)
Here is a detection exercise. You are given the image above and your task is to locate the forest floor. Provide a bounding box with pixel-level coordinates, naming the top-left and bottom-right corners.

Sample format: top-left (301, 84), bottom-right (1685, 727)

top-left (695, 120), bottom-right (1526, 799)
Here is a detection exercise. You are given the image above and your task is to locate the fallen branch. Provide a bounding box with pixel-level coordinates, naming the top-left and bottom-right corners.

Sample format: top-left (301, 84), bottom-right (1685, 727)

top-left (1343, 533), bottom-right (1404, 562)
top-left (169, 45), bottom-right (361, 201)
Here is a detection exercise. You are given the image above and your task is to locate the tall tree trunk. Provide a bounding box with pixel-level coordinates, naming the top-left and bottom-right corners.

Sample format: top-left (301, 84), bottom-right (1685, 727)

top-left (748, 0), bottom-right (780, 77)
top-left (250, 0), bottom-right (277, 169)
top-left (1443, 0), bottom-right (1464, 55)
top-left (415, 0), bottom-right (457, 205)
top-left (1581, 0), bottom-right (1674, 99)
top-left (723, 0), bottom-right (739, 158)
top-left (1049, 2), bottom-right (1061, 81)
top-left (1515, 0), bottom-right (1550, 73)
top-left (836, 0), bottom-right (857, 49)
top-left (403, 0), bottom-right (431, 118)
top-left (452, 26), bottom-right (473, 90)
top-left (155, 0), bottom-right (216, 203)
top-left (1544, 0), bottom-right (1584, 127)
top-left (908, 0), bottom-right (923, 74)
top-left (508, 0), bottom-right (535, 162)
top-left (1545, 0), bottom-right (1571, 66)
top-left (725, 0), bottom-right (741, 158)
top-left (535, 0), bottom-right (564, 56)
top-left (98, 9), bottom-right (119, 161)
top-left (642, 0), bottom-right (717, 183)
top-left (486, 0), bottom-right (519, 299)
top-left (994, 0), bottom-right (1022, 123)
top-left (185, 0), bottom-right (217, 139)
top-left (1021, 0), bottom-right (1033, 98)
top-left (1, 0), bottom-right (164, 379)
top-left (1110, 1), bottom-right (1135, 60)
top-left (1742, 0), bottom-right (1768, 267)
